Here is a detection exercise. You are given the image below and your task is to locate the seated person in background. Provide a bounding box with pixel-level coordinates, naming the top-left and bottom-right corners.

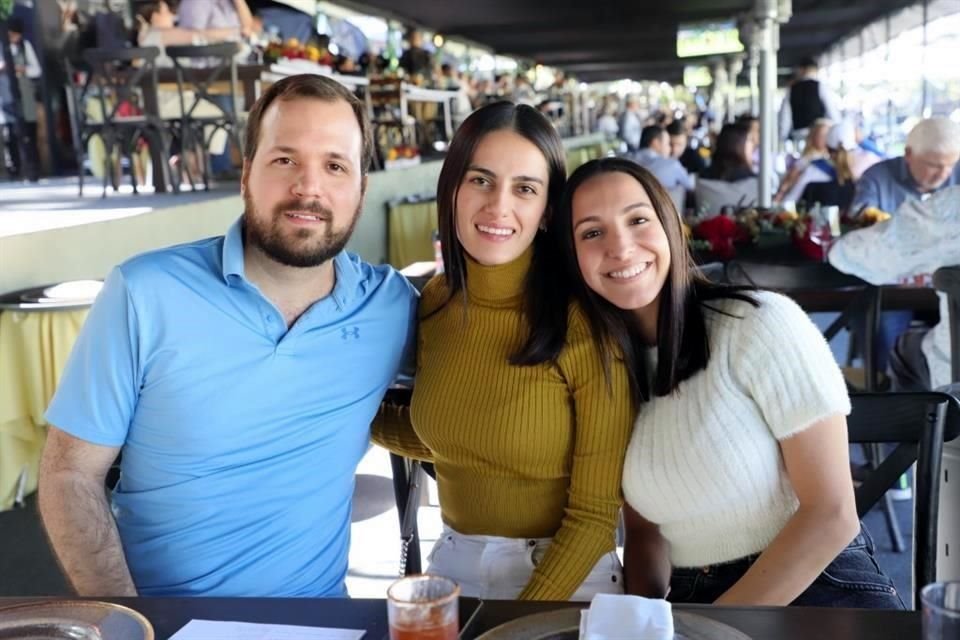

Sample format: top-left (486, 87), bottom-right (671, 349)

top-left (694, 123), bottom-right (771, 213)
top-left (795, 123), bottom-right (857, 212)
top-left (840, 119), bottom-right (959, 378)
top-left (177, 0), bottom-right (257, 37)
top-left (629, 124), bottom-right (695, 193)
top-left (558, 157), bottom-right (903, 609)
top-left (667, 119), bottom-right (705, 175)
top-left (775, 118), bottom-right (831, 202)
top-left (851, 116), bottom-right (960, 215)
top-left (736, 114), bottom-right (761, 172)
top-left (135, 0), bottom-right (240, 183)
top-left (701, 123), bottom-right (756, 182)
top-left (135, 1), bottom-right (241, 60)
top-left (830, 186), bottom-right (960, 392)
top-left (38, 75), bottom-right (417, 597)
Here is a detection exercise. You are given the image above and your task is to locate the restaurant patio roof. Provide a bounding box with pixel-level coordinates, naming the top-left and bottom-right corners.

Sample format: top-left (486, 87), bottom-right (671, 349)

top-left (336, 0), bottom-right (922, 83)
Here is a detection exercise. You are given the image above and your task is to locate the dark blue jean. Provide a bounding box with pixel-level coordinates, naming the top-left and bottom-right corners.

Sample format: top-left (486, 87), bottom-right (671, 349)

top-left (668, 525), bottom-right (905, 609)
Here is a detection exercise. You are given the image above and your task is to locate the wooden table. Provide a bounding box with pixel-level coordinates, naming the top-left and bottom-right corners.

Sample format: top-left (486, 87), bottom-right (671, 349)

top-left (0, 597), bottom-right (921, 640)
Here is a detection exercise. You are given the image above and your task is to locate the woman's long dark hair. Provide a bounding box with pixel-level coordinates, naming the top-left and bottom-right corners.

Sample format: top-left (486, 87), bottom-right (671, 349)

top-left (540, 157), bottom-right (757, 403)
top-left (432, 101), bottom-right (568, 364)
top-left (705, 123), bottom-right (753, 181)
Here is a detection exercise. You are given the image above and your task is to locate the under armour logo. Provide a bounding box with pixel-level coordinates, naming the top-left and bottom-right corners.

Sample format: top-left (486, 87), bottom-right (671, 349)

top-left (341, 326), bottom-right (360, 340)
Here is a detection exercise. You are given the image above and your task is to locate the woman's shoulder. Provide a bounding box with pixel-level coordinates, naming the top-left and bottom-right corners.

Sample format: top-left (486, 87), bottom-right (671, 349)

top-left (418, 274), bottom-right (452, 319)
top-left (703, 289), bottom-right (805, 335)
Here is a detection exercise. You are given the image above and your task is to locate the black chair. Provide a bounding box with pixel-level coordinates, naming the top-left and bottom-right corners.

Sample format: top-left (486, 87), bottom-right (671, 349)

top-left (933, 266), bottom-right (960, 383)
top-left (382, 386), bottom-right (437, 576)
top-left (80, 46), bottom-right (176, 197)
top-left (164, 42), bottom-right (243, 190)
top-left (848, 390), bottom-right (960, 608)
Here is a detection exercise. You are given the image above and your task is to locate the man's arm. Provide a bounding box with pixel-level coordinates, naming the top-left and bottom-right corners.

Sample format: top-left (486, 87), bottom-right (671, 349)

top-left (850, 168), bottom-right (883, 214)
top-left (38, 427), bottom-right (135, 596)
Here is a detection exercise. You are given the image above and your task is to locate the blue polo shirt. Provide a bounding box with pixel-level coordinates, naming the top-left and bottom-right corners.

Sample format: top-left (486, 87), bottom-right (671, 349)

top-left (852, 155), bottom-right (960, 214)
top-left (46, 218), bottom-right (417, 597)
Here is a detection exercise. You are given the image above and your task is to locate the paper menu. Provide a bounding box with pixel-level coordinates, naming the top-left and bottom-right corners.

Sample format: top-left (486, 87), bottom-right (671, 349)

top-left (169, 619), bottom-right (366, 640)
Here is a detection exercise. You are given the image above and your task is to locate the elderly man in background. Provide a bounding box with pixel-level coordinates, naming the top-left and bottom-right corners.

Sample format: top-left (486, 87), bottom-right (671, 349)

top-left (830, 186), bottom-right (960, 392)
top-left (852, 116), bottom-right (960, 214)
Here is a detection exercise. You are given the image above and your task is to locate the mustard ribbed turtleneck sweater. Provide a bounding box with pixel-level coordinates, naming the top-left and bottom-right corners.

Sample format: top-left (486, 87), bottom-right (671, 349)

top-left (372, 248), bottom-right (634, 601)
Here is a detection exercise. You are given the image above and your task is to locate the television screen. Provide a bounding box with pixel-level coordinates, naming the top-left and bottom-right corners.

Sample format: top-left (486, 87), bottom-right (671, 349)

top-left (683, 66), bottom-right (713, 87)
top-left (677, 20), bottom-right (744, 58)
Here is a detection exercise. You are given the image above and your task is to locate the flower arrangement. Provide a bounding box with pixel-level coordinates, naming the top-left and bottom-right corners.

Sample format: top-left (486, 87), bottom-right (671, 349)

top-left (686, 205), bottom-right (891, 262)
top-left (263, 38), bottom-right (333, 65)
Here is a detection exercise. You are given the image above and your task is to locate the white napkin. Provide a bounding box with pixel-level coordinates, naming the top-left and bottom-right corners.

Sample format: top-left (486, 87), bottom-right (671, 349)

top-left (579, 593), bottom-right (674, 640)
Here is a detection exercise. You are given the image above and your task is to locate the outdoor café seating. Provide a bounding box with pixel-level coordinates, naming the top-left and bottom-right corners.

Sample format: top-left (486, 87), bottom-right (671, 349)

top-left (79, 46), bottom-right (176, 197)
top-left (165, 42), bottom-right (245, 190)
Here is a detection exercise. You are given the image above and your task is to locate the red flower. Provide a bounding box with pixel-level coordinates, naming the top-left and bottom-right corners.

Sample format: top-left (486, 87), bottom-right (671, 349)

top-left (694, 215), bottom-right (739, 259)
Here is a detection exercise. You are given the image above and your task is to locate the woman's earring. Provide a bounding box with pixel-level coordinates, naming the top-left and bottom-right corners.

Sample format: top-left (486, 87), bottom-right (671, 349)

top-left (539, 220), bottom-right (548, 232)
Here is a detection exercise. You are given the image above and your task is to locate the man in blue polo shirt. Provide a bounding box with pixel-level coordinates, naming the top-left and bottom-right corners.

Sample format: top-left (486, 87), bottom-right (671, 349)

top-left (38, 74), bottom-right (417, 597)
top-left (852, 116), bottom-right (960, 214)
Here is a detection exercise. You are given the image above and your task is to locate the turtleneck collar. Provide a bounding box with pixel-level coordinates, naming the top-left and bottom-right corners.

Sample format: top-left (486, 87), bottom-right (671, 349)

top-left (464, 245), bottom-right (533, 308)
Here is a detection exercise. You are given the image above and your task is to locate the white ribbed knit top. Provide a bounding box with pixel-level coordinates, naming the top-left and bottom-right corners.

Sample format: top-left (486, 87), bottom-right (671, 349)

top-left (622, 291), bottom-right (851, 568)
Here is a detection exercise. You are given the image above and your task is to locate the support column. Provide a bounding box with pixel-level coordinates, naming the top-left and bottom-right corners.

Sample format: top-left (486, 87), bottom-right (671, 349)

top-left (756, 1), bottom-right (778, 207)
top-left (727, 55), bottom-right (744, 122)
top-left (921, 0), bottom-right (930, 117)
top-left (748, 47), bottom-right (760, 116)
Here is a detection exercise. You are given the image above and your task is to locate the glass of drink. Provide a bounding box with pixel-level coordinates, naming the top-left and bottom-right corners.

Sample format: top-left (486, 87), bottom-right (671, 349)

top-left (922, 581), bottom-right (960, 639)
top-left (387, 575), bottom-right (459, 640)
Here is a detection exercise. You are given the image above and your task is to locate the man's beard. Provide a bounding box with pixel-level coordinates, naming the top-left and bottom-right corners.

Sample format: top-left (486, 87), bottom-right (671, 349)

top-left (243, 191), bottom-right (361, 268)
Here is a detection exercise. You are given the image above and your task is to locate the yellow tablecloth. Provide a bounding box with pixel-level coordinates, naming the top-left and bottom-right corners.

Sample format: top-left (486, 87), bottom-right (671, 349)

top-left (0, 309), bottom-right (88, 511)
top-left (388, 200), bottom-right (438, 269)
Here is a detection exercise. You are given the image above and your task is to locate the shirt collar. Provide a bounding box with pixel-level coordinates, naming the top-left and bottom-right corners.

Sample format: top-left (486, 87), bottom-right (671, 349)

top-left (895, 156), bottom-right (923, 195)
top-left (221, 217), bottom-right (246, 285)
top-left (329, 251), bottom-right (361, 309)
top-left (220, 216), bottom-right (362, 308)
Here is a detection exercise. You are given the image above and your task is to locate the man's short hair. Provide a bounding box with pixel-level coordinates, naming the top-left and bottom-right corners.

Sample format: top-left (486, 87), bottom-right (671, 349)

top-left (7, 16), bottom-right (24, 35)
top-left (798, 56), bottom-right (818, 70)
top-left (906, 117), bottom-right (960, 156)
top-left (640, 125), bottom-right (666, 149)
top-left (243, 74), bottom-right (374, 175)
top-left (666, 120), bottom-right (685, 137)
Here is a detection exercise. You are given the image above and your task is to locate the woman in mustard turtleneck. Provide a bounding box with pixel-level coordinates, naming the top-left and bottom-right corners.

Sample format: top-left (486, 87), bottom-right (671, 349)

top-left (373, 102), bottom-right (635, 601)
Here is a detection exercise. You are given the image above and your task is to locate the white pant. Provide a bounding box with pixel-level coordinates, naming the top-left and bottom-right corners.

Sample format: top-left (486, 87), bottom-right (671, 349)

top-left (425, 526), bottom-right (623, 601)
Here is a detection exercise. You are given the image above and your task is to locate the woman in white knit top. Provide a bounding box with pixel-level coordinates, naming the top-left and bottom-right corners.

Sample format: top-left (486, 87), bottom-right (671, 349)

top-left (550, 157), bottom-right (903, 608)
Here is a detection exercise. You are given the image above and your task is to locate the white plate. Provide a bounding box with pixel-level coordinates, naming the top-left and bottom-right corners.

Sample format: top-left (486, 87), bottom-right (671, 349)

top-left (0, 600), bottom-right (154, 640)
top-left (475, 607), bottom-right (751, 640)
top-left (39, 280), bottom-right (103, 302)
